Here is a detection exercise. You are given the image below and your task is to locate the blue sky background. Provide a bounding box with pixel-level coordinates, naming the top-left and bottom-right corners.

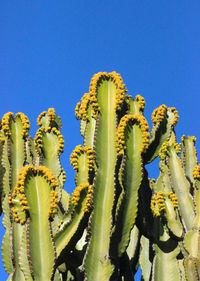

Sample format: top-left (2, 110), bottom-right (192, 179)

top-left (0, 1), bottom-right (200, 280)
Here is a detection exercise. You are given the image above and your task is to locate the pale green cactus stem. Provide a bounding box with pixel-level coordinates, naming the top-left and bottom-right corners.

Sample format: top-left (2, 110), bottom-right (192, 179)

top-left (1, 112), bottom-right (30, 281)
top-left (0, 137), bottom-right (5, 215)
top-left (193, 164), bottom-right (200, 229)
top-left (144, 105), bottom-right (179, 163)
top-left (9, 165), bottom-right (59, 281)
top-left (35, 108), bottom-right (65, 186)
top-left (33, 109), bottom-right (69, 238)
top-left (181, 135), bottom-right (198, 185)
top-left (75, 93), bottom-right (96, 148)
top-left (183, 257), bottom-right (200, 281)
top-left (149, 164), bottom-right (182, 281)
top-left (159, 141), bottom-right (195, 231)
top-left (111, 99), bottom-right (150, 258)
top-left (84, 72), bottom-right (126, 281)
top-left (54, 144), bottom-right (94, 264)
top-left (139, 235), bottom-right (153, 281)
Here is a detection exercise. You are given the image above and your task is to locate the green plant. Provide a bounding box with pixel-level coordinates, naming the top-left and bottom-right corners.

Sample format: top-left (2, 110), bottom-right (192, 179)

top-left (0, 71), bottom-right (199, 281)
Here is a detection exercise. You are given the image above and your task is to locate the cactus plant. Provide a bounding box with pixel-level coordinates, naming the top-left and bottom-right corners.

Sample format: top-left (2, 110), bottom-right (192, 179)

top-left (0, 71), bottom-right (199, 281)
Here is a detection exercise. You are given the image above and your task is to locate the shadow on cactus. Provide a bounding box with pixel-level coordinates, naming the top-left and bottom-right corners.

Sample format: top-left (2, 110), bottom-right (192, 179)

top-left (0, 72), bottom-right (199, 281)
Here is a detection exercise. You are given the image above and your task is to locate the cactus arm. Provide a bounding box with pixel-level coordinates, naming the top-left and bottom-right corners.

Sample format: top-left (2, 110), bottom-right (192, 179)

top-left (54, 144), bottom-right (93, 260)
top-left (139, 235), bottom-right (153, 281)
top-left (193, 165), bottom-right (200, 229)
top-left (11, 166), bottom-right (58, 281)
top-left (184, 230), bottom-right (200, 260)
top-left (183, 257), bottom-right (200, 281)
top-left (1, 113), bottom-right (30, 280)
top-left (18, 226), bottom-right (33, 280)
top-left (164, 143), bottom-right (195, 231)
top-left (0, 137), bottom-right (5, 214)
top-left (54, 189), bottom-right (90, 260)
top-left (144, 106), bottom-right (178, 164)
top-left (75, 93), bottom-right (96, 148)
top-left (111, 113), bottom-right (150, 257)
top-left (152, 240), bottom-right (180, 281)
top-left (83, 103), bottom-right (96, 148)
top-left (126, 225), bottom-right (140, 275)
top-left (181, 135), bottom-right (198, 185)
top-left (26, 136), bottom-right (39, 166)
top-left (154, 162), bottom-right (183, 238)
top-left (35, 109), bottom-right (64, 178)
top-left (84, 72), bottom-right (126, 280)
top-left (1, 196), bottom-right (14, 274)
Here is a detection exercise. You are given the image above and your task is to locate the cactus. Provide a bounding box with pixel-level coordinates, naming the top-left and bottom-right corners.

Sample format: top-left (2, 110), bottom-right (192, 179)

top-left (0, 71), bottom-right (199, 281)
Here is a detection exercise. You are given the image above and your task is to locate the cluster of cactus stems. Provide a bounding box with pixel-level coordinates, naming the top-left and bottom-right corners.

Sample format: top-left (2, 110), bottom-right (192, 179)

top-left (0, 72), bottom-right (199, 281)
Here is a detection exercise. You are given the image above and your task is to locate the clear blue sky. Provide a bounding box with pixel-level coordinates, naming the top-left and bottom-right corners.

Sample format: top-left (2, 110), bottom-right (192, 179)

top-left (0, 1), bottom-right (200, 280)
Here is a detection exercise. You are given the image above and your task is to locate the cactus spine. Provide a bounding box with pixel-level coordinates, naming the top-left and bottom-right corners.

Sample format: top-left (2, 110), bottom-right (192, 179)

top-left (0, 72), bottom-right (199, 281)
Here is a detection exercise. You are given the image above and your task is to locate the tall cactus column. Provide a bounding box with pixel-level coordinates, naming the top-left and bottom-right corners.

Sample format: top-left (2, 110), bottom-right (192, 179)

top-left (84, 72), bottom-right (126, 280)
top-left (1, 112), bottom-right (30, 281)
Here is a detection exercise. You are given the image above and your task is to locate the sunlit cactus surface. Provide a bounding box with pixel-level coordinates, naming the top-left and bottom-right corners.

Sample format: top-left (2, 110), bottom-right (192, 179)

top-left (0, 72), bottom-right (199, 281)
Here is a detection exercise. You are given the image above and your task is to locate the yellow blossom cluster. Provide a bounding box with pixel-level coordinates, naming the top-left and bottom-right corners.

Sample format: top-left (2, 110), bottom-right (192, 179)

top-left (70, 145), bottom-right (94, 171)
top-left (71, 182), bottom-right (93, 212)
top-left (168, 107), bottom-right (179, 128)
top-left (37, 166), bottom-right (59, 187)
top-left (61, 168), bottom-right (67, 183)
top-left (181, 135), bottom-right (197, 145)
top-left (75, 102), bottom-right (81, 119)
top-left (174, 143), bottom-right (181, 154)
top-left (84, 184), bottom-right (93, 212)
top-left (151, 105), bottom-right (167, 125)
top-left (159, 142), bottom-right (181, 160)
top-left (71, 182), bottom-right (89, 206)
top-left (11, 206), bottom-right (25, 224)
top-left (151, 192), bottom-right (164, 217)
top-left (37, 111), bottom-right (47, 126)
top-left (51, 127), bottom-right (64, 155)
top-left (12, 165), bottom-right (34, 197)
top-left (159, 142), bottom-right (169, 160)
top-left (167, 192), bottom-right (178, 208)
top-left (193, 165), bottom-right (200, 180)
top-left (116, 114), bottom-right (150, 155)
top-left (35, 127), bottom-right (44, 154)
top-left (135, 95), bottom-right (145, 112)
top-left (47, 108), bottom-right (56, 122)
top-left (151, 191), bottom-right (179, 217)
top-left (16, 112), bottom-right (30, 137)
top-left (49, 190), bottom-right (58, 218)
top-left (1, 112), bottom-right (14, 136)
top-left (89, 71), bottom-right (126, 118)
top-left (75, 93), bottom-right (90, 120)
top-left (37, 108), bottom-right (62, 129)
